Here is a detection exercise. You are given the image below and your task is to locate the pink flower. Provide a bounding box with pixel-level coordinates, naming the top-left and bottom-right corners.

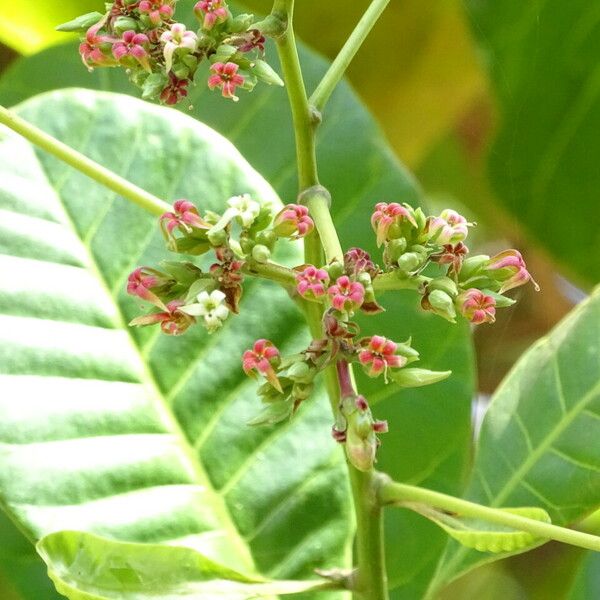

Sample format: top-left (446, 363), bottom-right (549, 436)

top-left (273, 204), bottom-right (314, 239)
top-left (427, 209), bottom-right (470, 245)
top-left (159, 200), bottom-right (210, 239)
top-left (430, 242), bottom-right (469, 275)
top-left (112, 31), bottom-right (151, 72)
top-left (328, 276), bottom-right (365, 312)
top-left (194, 0), bottom-right (229, 29)
top-left (139, 0), bottom-right (174, 26)
top-left (344, 247), bottom-right (378, 278)
top-left (238, 29), bottom-right (265, 53)
top-left (296, 266), bottom-right (329, 299)
top-left (358, 335), bottom-right (407, 378)
top-left (208, 62), bottom-right (245, 101)
top-left (129, 300), bottom-right (195, 335)
top-left (371, 202), bottom-right (417, 247)
top-left (242, 339), bottom-right (282, 391)
top-left (457, 289), bottom-right (496, 325)
top-left (79, 22), bottom-right (117, 69)
top-left (160, 73), bottom-right (189, 105)
top-left (126, 267), bottom-right (167, 309)
top-left (486, 249), bottom-right (539, 293)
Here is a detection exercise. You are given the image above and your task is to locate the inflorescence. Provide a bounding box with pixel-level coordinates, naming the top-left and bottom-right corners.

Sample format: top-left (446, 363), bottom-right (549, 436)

top-left (60, 0), bottom-right (282, 105)
top-left (126, 195), bottom-right (537, 471)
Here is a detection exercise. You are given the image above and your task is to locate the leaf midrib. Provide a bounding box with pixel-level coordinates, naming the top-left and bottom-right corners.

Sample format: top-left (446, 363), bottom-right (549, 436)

top-left (30, 140), bottom-right (257, 574)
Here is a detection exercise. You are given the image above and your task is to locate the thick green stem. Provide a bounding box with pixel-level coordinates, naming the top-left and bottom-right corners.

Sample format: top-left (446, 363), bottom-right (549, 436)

top-left (309, 0), bottom-right (391, 113)
top-left (274, 2), bottom-right (389, 597)
top-left (372, 272), bottom-right (430, 293)
top-left (377, 476), bottom-right (600, 553)
top-left (0, 104), bottom-right (170, 216)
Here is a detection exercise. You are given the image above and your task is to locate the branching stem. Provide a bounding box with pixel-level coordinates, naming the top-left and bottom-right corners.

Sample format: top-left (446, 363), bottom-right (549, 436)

top-left (309, 0), bottom-right (391, 113)
top-left (377, 475), bottom-right (600, 553)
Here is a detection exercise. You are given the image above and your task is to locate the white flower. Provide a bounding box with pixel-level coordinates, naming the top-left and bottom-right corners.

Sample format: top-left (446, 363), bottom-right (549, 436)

top-left (227, 194), bottom-right (261, 228)
top-left (180, 289), bottom-right (229, 333)
top-left (160, 23), bottom-right (198, 73)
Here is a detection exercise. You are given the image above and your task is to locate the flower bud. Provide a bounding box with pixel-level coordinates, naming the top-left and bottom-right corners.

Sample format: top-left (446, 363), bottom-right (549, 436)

top-left (344, 247), bottom-right (378, 278)
top-left (250, 59), bottom-right (284, 86)
top-left (195, 0), bottom-right (230, 30)
top-left (389, 368), bottom-right (451, 388)
top-left (251, 244), bottom-right (271, 263)
top-left (129, 300), bottom-right (195, 336)
top-left (422, 289), bottom-right (457, 322)
top-left (286, 361), bottom-right (312, 383)
top-left (428, 276), bottom-right (458, 298)
top-left (396, 252), bottom-right (422, 273)
top-left (113, 16), bottom-right (138, 35)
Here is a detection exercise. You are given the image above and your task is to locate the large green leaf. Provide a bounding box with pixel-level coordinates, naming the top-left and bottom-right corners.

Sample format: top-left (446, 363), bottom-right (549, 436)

top-left (464, 0), bottom-right (600, 285)
top-left (37, 531), bottom-right (339, 599)
top-left (0, 89), bottom-right (352, 598)
top-left (0, 3), bottom-right (475, 596)
top-left (428, 286), bottom-right (600, 594)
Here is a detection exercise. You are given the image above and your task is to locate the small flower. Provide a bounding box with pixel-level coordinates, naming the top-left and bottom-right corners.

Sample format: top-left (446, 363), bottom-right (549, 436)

top-left (273, 204), bottom-right (314, 239)
top-left (180, 289), bottom-right (230, 332)
top-left (238, 29), bottom-right (266, 53)
top-left (160, 73), bottom-right (190, 105)
top-left (430, 242), bottom-right (469, 274)
top-left (242, 339), bottom-right (282, 391)
top-left (159, 199), bottom-right (210, 243)
top-left (486, 249), bottom-right (539, 293)
top-left (296, 265), bottom-right (330, 300)
top-left (226, 194), bottom-right (261, 227)
top-left (208, 62), bottom-right (245, 101)
top-left (344, 247), bottom-right (378, 278)
top-left (457, 289), bottom-right (496, 324)
top-left (427, 209), bottom-right (470, 245)
top-left (79, 22), bottom-right (117, 69)
top-left (126, 267), bottom-right (168, 309)
top-left (129, 300), bottom-right (195, 335)
top-left (371, 202), bottom-right (417, 247)
top-left (112, 31), bottom-right (151, 72)
top-left (194, 0), bottom-right (229, 29)
top-left (328, 276), bottom-right (365, 313)
top-left (160, 23), bottom-right (198, 73)
top-left (358, 335), bottom-right (407, 379)
top-left (139, 0), bottom-right (174, 26)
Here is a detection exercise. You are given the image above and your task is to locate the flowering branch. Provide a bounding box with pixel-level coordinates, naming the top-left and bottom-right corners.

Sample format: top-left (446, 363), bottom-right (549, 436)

top-left (310, 0), bottom-right (391, 113)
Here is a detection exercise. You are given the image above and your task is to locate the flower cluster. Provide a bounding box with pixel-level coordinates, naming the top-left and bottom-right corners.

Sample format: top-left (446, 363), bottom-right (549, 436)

top-left (127, 196), bottom-right (314, 335)
top-left (369, 202), bottom-right (538, 325)
top-left (61, 0), bottom-right (282, 105)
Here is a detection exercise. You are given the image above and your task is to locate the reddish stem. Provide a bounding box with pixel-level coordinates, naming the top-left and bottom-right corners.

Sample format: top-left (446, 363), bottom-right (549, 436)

top-left (336, 359), bottom-right (356, 398)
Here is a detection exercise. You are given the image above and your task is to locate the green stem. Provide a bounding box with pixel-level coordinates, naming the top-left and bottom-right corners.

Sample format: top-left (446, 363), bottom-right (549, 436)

top-left (0, 104), bottom-right (170, 216)
top-left (309, 0), bottom-right (391, 113)
top-left (274, 2), bottom-right (388, 598)
top-left (372, 272), bottom-right (430, 293)
top-left (377, 476), bottom-right (600, 553)
top-left (242, 260), bottom-right (297, 287)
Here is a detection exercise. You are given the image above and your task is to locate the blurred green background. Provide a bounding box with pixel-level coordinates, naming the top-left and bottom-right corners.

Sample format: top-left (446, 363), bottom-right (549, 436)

top-left (0, 0), bottom-right (597, 598)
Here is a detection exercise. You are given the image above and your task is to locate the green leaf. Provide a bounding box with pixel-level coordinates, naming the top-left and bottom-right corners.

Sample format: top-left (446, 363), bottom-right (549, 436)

top-left (430, 286), bottom-right (600, 593)
top-left (465, 0), bottom-right (600, 285)
top-left (418, 506), bottom-right (550, 554)
top-left (0, 4), bottom-right (476, 596)
top-left (37, 530), bottom-right (339, 599)
top-left (0, 89), bottom-right (351, 598)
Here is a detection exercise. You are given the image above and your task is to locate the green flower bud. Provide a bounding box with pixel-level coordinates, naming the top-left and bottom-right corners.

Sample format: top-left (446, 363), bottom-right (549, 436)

top-left (207, 228), bottom-right (228, 247)
top-left (255, 229), bottom-right (277, 248)
top-left (286, 361), bottom-right (312, 383)
top-left (250, 60), bottom-right (284, 86)
top-left (389, 368), bottom-right (452, 388)
top-left (56, 11), bottom-right (104, 32)
top-left (428, 276), bottom-right (458, 298)
top-left (397, 252), bottom-right (422, 273)
top-left (386, 238), bottom-right (407, 261)
top-left (326, 260), bottom-right (345, 281)
top-left (251, 244), bottom-right (271, 263)
top-left (229, 13), bottom-right (255, 32)
top-left (459, 255), bottom-right (490, 282)
top-left (213, 44), bottom-right (238, 63)
top-left (425, 289), bottom-right (457, 322)
top-left (113, 16), bottom-right (138, 35)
